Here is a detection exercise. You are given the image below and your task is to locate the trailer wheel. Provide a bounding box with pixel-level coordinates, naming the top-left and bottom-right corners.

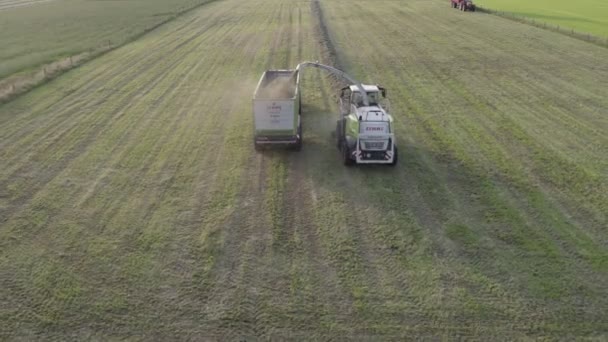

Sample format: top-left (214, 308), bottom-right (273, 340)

top-left (335, 120), bottom-right (343, 149)
top-left (341, 140), bottom-right (354, 166)
top-left (389, 145), bottom-right (398, 167)
top-left (294, 124), bottom-right (303, 151)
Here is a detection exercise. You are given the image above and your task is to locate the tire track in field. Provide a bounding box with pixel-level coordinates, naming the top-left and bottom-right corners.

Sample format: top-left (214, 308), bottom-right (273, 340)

top-left (164, 2), bottom-right (306, 338)
top-left (297, 7), bottom-right (303, 61)
top-left (209, 6), bottom-right (304, 338)
top-left (200, 154), bottom-right (270, 339)
top-left (346, 0), bottom-right (552, 326)
top-left (261, 14), bottom-right (356, 330)
top-left (310, 0), bottom-right (539, 337)
top-left (312, 0), bottom-right (387, 302)
top-left (199, 1), bottom-right (355, 337)
top-left (282, 154), bottom-right (361, 336)
top-left (266, 4), bottom-right (299, 251)
top-left (308, 2), bottom-right (442, 332)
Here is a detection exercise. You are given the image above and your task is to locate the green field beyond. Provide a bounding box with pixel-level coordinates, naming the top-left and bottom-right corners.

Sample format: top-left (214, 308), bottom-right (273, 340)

top-left (0, 0), bottom-right (210, 78)
top-left (477, 0), bottom-right (608, 36)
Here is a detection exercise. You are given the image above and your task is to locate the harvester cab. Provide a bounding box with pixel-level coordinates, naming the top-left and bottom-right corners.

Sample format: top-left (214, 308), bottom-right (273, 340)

top-left (337, 85), bottom-right (397, 166)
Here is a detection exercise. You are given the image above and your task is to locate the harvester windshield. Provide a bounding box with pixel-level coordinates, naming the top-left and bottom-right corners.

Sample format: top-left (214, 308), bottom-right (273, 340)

top-left (367, 92), bottom-right (379, 105)
top-left (353, 91), bottom-right (380, 106)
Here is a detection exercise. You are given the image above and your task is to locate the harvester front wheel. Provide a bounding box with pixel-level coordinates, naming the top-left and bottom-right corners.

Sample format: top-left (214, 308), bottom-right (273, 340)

top-left (341, 141), bottom-right (354, 166)
top-left (336, 120), bottom-right (344, 149)
top-left (389, 145), bottom-right (398, 166)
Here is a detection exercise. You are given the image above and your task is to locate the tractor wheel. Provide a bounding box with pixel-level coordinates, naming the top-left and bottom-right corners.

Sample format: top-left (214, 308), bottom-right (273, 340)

top-left (341, 140), bottom-right (354, 166)
top-left (389, 145), bottom-right (398, 167)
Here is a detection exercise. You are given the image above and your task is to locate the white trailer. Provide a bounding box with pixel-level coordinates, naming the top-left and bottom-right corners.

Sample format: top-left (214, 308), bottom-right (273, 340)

top-left (252, 70), bottom-right (302, 150)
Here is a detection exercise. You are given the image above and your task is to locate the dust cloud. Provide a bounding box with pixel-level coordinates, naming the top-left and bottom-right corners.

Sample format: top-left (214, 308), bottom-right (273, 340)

top-left (257, 74), bottom-right (296, 99)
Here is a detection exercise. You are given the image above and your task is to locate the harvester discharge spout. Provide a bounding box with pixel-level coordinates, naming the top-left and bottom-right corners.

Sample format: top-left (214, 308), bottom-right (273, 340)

top-left (294, 61), bottom-right (370, 106)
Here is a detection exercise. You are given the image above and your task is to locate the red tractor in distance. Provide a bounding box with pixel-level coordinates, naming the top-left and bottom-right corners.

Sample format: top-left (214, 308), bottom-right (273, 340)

top-left (451, 0), bottom-right (476, 11)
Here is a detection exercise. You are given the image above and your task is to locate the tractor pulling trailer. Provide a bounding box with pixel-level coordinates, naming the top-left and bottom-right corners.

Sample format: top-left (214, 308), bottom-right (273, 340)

top-left (252, 62), bottom-right (397, 166)
top-left (451, 0), bottom-right (475, 11)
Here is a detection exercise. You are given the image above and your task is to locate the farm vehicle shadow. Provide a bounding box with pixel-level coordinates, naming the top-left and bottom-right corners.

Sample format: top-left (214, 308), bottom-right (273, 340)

top-left (278, 102), bottom-right (551, 276)
top-left (254, 102), bottom-right (510, 224)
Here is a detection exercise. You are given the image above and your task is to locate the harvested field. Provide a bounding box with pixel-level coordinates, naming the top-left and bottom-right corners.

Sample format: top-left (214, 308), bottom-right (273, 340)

top-left (0, 0), bottom-right (607, 339)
